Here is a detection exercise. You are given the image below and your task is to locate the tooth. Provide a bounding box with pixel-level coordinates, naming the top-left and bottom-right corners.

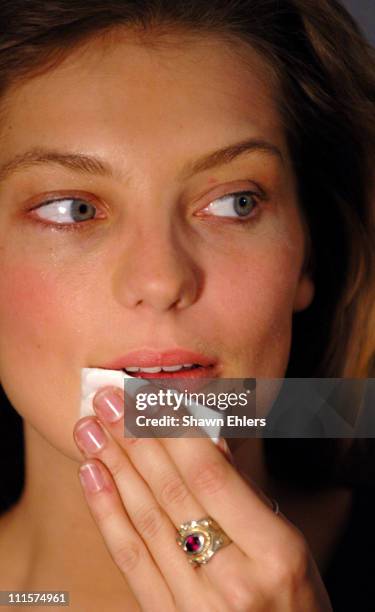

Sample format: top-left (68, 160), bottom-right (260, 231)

top-left (161, 365), bottom-right (184, 372)
top-left (125, 367), bottom-right (140, 372)
top-left (138, 366), bottom-right (162, 373)
top-left (183, 363), bottom-right (193, 368)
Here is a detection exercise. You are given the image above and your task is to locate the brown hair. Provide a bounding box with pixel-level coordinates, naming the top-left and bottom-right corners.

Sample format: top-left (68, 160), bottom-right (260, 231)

top-left (0, 1), bottom-right (374, 503)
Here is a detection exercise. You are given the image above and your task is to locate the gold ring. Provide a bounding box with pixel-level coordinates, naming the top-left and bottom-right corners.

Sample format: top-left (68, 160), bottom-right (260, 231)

top-left (176, 517), bottom-right (231, 566)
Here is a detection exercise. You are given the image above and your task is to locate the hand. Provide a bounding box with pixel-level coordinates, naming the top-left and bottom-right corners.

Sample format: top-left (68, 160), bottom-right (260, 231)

top-left (73, 386), bottom-right (333, 612)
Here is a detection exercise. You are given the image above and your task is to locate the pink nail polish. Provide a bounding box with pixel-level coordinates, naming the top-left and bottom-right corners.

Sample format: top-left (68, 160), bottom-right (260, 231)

top-left (94, 388), bottom-right (124, 423)
top-left (75, 419), bottom-right (106, 453)
top-left (79, 463), bottom-right (105, 492)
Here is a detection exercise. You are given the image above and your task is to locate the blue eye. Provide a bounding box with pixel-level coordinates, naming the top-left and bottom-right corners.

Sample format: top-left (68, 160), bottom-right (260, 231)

top-left (204, 191), bottom-right (258, 219)
top-left (34, 198), bottom-right (97, 224)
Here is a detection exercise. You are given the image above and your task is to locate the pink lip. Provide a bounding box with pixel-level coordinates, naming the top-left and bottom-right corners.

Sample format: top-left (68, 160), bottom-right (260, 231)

top-left (102, 348), bottom-right (217, 369)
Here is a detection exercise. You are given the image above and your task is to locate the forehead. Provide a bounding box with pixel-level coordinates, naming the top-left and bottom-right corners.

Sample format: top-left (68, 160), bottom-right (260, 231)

top-left (0, 29), bottom-right (286, 167)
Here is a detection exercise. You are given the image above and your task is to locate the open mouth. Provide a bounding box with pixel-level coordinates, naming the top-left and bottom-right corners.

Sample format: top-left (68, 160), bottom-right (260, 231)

top-left (122, 364), bottom-right (215, 379)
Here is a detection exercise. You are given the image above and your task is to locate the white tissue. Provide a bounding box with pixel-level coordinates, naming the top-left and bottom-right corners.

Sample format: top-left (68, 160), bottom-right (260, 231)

top-left (80, 367), bottom-right (221, 442)
top-left (81, 367), bottom-right (130, 418)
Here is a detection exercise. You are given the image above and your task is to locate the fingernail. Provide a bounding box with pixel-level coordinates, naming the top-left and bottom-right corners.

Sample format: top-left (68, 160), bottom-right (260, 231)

top-left (79, 462), bottom-right (105, 493)
top-left (75, 419), bottom-right (106, 454)
top-left (94, 388), bottom-right (124, 423)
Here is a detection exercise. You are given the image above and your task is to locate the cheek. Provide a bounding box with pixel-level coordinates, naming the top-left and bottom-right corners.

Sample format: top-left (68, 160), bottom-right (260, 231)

top-left (0, 256), bottom-right (95, 358)
top-left (207, 247), bottom-right (299, 374)
top-left (0, 263), bottom-right (71, 402)
top-left (0, 264), bottom-right (65, 361)
top-left (0, 263), bottom-right (88, 461)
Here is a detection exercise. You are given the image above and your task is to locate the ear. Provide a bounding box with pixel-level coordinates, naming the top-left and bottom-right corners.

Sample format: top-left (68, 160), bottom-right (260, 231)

top-left (293, 272), bottom-right (315, 312)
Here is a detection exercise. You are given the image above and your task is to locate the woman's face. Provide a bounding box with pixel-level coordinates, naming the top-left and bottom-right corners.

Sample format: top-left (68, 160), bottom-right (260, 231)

top-left (0, 30), bottom-right (313, 460)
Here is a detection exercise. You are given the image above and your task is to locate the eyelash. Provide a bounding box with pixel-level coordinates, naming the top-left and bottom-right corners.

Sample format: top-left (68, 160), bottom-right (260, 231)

top-left (29, 189), bottom-right (262, 232)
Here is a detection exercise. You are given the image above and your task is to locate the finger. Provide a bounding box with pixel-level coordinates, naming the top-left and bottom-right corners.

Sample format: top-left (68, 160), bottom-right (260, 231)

top-left (77, 458), bottom-right (174, 612)
top-left (95, 406), bottom-right (206, 524)
top-left (160, 436), bottom-right (292, 556)
top-left (91, 392), bottom-right (251, 586)
top-left (216, 437), bottom-right (237, 467)
top-left (73, 417), bottom-right (204, 604)
top-left (110, 433), bottom-right (249, 581)
top-left (91, 385), bottom-right (210, 527)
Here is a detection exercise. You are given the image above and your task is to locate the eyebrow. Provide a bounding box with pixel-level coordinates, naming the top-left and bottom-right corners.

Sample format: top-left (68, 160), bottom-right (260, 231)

top-left (0, 148), bottom-right (113, 182)
top-left (182, 138), bottom-right (283, 178)
top-left (0, 138), bottom-right (283, 183)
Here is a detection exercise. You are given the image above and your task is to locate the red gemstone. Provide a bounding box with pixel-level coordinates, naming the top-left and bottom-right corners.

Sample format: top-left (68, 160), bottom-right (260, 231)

top-left (185, 534), bottom-right (203, 553)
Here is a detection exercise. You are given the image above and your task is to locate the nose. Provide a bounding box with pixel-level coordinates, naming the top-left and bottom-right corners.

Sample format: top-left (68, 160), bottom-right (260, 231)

top-left (112, 224), bottom-right (202, 312)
